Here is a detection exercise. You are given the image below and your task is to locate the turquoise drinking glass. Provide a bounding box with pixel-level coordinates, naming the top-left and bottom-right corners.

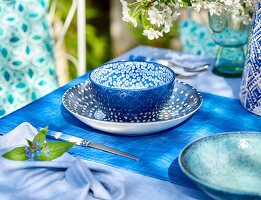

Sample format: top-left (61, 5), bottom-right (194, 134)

top-left (209, 12), bottom-right (250, 77)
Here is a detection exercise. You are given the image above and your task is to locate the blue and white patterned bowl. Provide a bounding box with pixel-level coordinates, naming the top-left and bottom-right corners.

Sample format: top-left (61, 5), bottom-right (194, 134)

top-left (179, 132), bottom-right (261, 200)
top-left (89, 61), bottom-right (175, 121)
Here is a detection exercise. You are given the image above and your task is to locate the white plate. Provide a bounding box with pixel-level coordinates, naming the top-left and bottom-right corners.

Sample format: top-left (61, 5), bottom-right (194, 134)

top-left (62, 80), bottom-right (203, 135)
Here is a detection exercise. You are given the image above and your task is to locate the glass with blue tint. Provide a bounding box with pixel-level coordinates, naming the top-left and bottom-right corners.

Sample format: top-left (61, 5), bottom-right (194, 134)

top-left (209, 11), bottom-right (250, 77)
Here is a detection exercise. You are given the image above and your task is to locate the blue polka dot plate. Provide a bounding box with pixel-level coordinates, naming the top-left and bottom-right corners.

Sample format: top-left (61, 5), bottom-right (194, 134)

top-left (62, 80), bottom-right (202, 135)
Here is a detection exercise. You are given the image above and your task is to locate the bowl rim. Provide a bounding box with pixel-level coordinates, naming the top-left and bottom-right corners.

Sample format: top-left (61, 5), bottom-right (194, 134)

top-left (178, 131), bottom-right (261, 197)
top-left (88, 61), bottom-right (176, 91)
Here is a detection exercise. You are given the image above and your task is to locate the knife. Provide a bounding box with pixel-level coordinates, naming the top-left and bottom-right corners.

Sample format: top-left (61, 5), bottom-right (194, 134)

top-left (45, 129), bottom-right (140, 161)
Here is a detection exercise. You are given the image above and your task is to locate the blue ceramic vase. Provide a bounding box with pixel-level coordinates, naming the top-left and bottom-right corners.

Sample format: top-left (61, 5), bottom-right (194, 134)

top-left (240, 2), bottom-right (261, 116)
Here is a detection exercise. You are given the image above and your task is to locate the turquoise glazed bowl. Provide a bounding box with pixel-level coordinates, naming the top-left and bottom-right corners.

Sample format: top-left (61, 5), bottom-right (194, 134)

top-left (179, 132), bottom-right (261, 200)
top-left (89, 61), bottom-right (175, 121)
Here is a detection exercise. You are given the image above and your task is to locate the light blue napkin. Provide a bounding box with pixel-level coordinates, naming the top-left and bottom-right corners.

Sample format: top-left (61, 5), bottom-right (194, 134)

top-left (0, 122), bottom-right (124, 200)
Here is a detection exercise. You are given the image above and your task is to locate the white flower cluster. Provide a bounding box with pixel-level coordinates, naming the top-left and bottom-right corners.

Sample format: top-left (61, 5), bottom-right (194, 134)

top-left (120, 0), bottom-right (255, 40)
top-left (120, 0), bottom-right (138, 27)
top-left (204, 0), bottom-right (255, 24)
top-left (144, 5), bottom-right (181, 39)
top-left (120, 0), bottom-right (183, 40)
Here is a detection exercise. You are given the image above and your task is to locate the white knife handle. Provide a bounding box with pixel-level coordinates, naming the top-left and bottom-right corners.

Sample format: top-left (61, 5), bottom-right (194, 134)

top-left (43, 128), bottom-right (84, 145)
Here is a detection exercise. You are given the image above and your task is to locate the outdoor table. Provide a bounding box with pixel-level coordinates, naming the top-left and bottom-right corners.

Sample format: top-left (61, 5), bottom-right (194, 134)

top-left (0, 46), bottom-right (260, 200)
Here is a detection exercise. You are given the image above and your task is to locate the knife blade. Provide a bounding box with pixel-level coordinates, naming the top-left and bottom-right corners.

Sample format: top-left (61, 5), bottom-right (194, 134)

top-left (44, 129), bottom-right (140, 161)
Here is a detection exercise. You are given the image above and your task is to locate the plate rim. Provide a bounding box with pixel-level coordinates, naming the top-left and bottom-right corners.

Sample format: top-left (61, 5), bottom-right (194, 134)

top-left (62, 80), bottom-right (203, 125)
top-left (178, 131), bottom-right (261, 197)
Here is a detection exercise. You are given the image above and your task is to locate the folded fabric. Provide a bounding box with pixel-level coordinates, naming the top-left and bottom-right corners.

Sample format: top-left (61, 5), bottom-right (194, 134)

top-left (0, 122), bottom-right (124, 200)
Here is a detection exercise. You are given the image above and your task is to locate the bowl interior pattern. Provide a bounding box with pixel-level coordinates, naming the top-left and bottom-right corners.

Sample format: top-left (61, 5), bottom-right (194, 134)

top-left (62, 80), bottom-right (202, 123)
top-left (180, 132), bottom-right (261, 194)
top-left (89, 61), bottom-right (174, 89)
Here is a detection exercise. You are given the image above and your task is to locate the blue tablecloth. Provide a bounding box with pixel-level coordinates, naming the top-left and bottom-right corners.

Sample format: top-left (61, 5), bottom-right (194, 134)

top-left (0, 46), bottom-right (259, 199)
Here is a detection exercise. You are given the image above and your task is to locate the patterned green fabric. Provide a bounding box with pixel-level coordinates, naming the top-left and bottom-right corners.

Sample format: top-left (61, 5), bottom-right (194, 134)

top-left (0, 0), bottom-right (58, 117)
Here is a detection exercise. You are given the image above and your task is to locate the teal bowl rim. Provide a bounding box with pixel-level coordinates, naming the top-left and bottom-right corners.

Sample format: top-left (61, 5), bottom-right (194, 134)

top-left (178, 131), bottom-right (261, 197)
top-left (88, 61), bottom-right (176, 91)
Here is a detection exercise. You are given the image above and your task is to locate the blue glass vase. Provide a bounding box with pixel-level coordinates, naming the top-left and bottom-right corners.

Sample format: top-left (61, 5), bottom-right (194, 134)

top-left (240, 2), bottom-right (261, 116)
top-left (209, 12), bottom-right (250, 77)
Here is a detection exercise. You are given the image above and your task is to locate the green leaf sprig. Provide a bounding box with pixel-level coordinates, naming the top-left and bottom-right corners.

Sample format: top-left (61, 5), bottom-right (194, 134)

top-left (2, 126), bottom-right (75, 161)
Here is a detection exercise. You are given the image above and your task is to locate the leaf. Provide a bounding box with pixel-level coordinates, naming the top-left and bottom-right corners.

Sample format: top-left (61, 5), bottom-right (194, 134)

top-left (180, 0), bottom-right (192, 6)
top-left (142, 15), bottom-right (151, 30)
top-left (33, 126), bottom-right (48, 145)
top-left (2, 147), bottom-right (29, 161)
top-left (127, 22), bottom-right (135, 26)
top-left (26, 139), bottom-right (33, 148)
top-left (36, 142), bottom-right (75, 161)
top-left (135, 10), bottom-right (142, 24)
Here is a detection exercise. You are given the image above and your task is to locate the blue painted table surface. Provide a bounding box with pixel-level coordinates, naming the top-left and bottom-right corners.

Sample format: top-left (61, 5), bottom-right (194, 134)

top-left (0, 46), bottom-right (260, 199)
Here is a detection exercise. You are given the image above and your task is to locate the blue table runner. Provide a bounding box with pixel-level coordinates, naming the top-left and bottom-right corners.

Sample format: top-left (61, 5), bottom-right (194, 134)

top-left (0, 70), bottom-right (261, 190)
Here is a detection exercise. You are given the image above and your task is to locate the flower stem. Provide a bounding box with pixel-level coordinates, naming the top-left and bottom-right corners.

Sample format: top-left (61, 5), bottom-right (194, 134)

top-left (146, 0), bottom-right (157, 8)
